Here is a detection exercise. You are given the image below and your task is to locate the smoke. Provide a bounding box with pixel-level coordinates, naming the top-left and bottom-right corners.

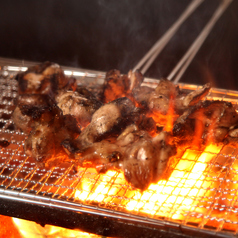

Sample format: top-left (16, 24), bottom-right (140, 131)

top-left (0, 0), bottom-right (237, 89)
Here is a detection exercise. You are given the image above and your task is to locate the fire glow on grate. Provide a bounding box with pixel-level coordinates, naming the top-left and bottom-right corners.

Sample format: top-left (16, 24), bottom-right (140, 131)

top-left (1, 69), bottom-right (238, 236)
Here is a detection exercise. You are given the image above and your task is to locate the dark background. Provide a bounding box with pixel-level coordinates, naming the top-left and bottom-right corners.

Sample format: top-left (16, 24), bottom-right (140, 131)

top-left (0, 0), bottom-right (237, 89)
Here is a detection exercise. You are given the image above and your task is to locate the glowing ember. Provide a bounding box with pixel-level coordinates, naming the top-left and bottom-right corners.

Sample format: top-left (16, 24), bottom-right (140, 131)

top-left (0, 215), bottom-right (22, 238)
top-left (12, 217), bottom-right (100, 238)
top-left (74, 143), bottom-right (224, 224)
top-left (125, 144), bottom-right (222, 220)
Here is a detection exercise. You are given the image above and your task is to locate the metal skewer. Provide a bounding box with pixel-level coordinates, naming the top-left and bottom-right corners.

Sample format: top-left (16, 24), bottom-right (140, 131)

top-left (168, 0), bottom-right (233, 83)
top-left (132, 0), bottom-right (204, 74)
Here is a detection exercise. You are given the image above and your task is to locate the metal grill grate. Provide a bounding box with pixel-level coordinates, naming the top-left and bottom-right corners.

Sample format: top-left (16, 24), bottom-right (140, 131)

top-left (1, 66), bottom-right (238, 237)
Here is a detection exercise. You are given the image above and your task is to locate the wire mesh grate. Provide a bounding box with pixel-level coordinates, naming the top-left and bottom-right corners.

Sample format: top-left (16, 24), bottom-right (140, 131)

top-left (1, 67), bottom-right (238, 236)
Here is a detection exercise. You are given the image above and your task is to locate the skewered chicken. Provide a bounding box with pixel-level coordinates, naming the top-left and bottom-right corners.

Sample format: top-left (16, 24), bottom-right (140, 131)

top-left (24, 112), bottom-right (81, 163)
top-left (103, 69), bottom-right (143, 103)
top-left (16, 61), bottom-right (76, 98)
top-left (173, 100), bottom-right (238, 145)
top-left (76, 125), bottom-right (176, 190)
top-left (62, 97), bottom-right (136, 153)
top-left (12, 61), bottom-right (238, 192)
top-left (12, 94), bottom-right (57, 133)
top-left (56, 87), bottom-right (103, 127)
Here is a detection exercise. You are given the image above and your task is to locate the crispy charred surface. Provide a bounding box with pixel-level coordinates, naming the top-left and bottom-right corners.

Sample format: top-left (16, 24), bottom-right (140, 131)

top-left (181, 83), bottom-right (211, 107)
top-left (62, 97), bottom-right (135, 153)
top-left (14, 63), bottom-right (238, 191)
top-left (12, 94), bottom-right (57, 133)
top-left (56, 89), bottom-right (102, 127)
top-left (16, 61), bottom-right (76, 97)
top-left (173, 100), bottom-right (238, 145)
top-left (133, 86), bottom-right (154, 109)
top-left (76, 125), bottom-right (176, 190)
top-left (118, 128), bottom-right (176, 190)
top-left (25, 113), bottom-right (81, 162)
top-left (133, 79), bottom-right (211, 121)
top-left (13, 93), bottom-right (81, 161)
top-left (103, 69), bottom-right (143, 103)
top-left (77, 140), bottom-right (121, 173)
top-left (148, 79), bottom-right (211, 115)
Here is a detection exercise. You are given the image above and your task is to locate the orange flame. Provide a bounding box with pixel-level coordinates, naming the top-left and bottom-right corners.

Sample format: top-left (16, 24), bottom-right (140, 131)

top-left (164, 97), bottom-right (175, 132)
top-left (11, 143), bottom-right (236, 236)
top-left (74, 144), bottom-right (223, 223)
top-left (12, 217), bottom-right (100, 238)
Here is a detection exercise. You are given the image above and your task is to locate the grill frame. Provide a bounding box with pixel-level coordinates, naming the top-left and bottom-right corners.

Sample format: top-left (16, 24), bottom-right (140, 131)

top-left (0, 59), bottom-right (238, 237)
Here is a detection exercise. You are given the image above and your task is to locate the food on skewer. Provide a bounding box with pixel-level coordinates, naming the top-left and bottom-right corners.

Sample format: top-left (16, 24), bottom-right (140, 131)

top-left (76, 125), bottom-right (176, 191)
top-left (173, 100), bottom-right (238, 145)
top-left (56, 88), bottom-right (103, 127)
top-left (12, 61), bottom-right (238, 190)
top-left (16, 61), bottom-right (76, 97)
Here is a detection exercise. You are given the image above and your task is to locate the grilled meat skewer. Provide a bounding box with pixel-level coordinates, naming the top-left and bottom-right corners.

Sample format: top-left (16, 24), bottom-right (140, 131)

top-left (13, 62), bottom-right (238, 192)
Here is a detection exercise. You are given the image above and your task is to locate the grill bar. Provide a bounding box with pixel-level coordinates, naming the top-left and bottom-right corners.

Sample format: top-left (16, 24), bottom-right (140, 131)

top-left (0, 188), bottom-right (233, 238)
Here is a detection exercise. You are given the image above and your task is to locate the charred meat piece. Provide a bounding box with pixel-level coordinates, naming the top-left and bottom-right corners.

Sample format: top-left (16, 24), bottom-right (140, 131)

top-left (127, 69), bottom-right (144, 91)
top-left (85, 84), bottom-right (104, 102)
top-left (118, 129), bottom-right (176, 190)
top-left (12, 106), bottom-right (33, 134)
top-left (103, 69), bottom-right (143, 103)
top-left (56, 88), bottom-right (102, 127)
top-left (147, 79), bottom-right (178, 115)
top-left (133, 79), bottom-right (210, 125)
top-left (148, 79), bottom-right (211, 115)
top-left (173, 100), bottom-right (238, 145)
top-left (77, 125), bottom-right (176, 191)
top-left (133, 86), bottom-right (155, 109)
top-left (25, 113), bottom-right (81, 162)
top-left (77, 140), bottom-right (122, 173)
top-left (133, 79), bottom-right (210, 128)
top-left (16, 61), bottom-right (76, 98)
top-left (62, 97), bottom-right (135, 153)
top-left (103, 69), bottom-right (125, 103)
top-left (181, 83), bottom-right (211, 107)
top-left (12, 94), bottom-right (57, 133)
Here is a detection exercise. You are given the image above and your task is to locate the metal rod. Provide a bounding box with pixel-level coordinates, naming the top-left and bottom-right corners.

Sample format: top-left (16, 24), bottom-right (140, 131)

top-left (168, 0), bottom-right (233, 83)
top-left (132, 0), bottom-right (204, 74)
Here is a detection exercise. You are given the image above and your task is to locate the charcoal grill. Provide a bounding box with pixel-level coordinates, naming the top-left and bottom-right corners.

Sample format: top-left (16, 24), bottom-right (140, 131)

top-left (1, 58), bottom-right (238, 238)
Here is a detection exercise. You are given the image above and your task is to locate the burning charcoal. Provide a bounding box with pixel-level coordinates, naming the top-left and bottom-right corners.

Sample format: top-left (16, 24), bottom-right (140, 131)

top-left (15, 61), bottom-right (76, 98)
top-left (56, 89), bottom-right (103, 127)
